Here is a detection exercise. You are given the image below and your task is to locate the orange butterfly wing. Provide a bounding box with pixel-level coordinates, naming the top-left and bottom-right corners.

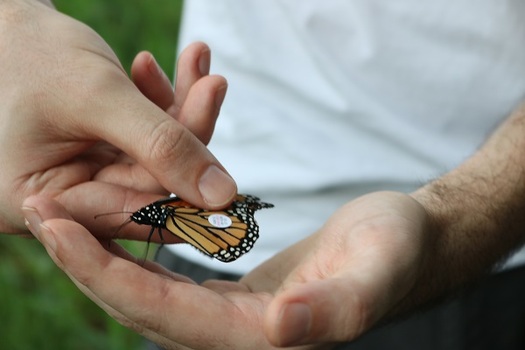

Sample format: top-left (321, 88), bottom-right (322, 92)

top-left (132, 194), bottom-right (273, 262)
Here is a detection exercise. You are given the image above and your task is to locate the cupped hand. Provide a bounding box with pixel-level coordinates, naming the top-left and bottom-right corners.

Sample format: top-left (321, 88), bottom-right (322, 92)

top-left (0, 1), bottom-right (235, 237)
top-left (23, 191), bottom-right (433, 349)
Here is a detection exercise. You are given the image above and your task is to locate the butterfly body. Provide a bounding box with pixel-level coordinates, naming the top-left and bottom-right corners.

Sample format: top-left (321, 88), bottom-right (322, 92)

top-left (130, 195), bottom-right (273, 262)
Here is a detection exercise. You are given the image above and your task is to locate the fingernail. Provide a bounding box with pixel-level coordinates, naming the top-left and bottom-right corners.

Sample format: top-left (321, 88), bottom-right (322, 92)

top-left (39, 223), bottom-right (57, 253)
top-left (148, 54), bottom-right (163, 77)
top-left (22, 206), bottom-right (57, 253)
top-left (198, 48), bottom-right (211, 76)
top-left (22, 206), bottom-right (43, 240)
top-left (276, 303), bottom-right (312, 346)
top-left (198, 165), bottom-right (236, 207)
top-left (215, 84), bottom-right (227, 109)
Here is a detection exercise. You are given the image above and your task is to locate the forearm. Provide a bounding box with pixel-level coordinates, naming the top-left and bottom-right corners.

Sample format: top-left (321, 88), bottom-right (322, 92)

top-left (410, 103), bottom-right (525, 302)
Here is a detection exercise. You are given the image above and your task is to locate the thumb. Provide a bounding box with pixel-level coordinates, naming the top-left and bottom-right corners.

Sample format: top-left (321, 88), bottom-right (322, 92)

top-left (265, 278), bottom-right (385, 347)
top-left (88, 82), bottom-right (236, 209)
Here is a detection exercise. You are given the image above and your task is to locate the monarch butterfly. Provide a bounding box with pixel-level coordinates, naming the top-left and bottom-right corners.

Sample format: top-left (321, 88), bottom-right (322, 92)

top-left (130, 194), bottom-right (273, 262)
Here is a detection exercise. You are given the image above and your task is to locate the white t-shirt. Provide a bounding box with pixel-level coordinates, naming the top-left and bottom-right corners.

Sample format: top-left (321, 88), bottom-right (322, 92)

top-left (168, 0), bottom-right (525, 274)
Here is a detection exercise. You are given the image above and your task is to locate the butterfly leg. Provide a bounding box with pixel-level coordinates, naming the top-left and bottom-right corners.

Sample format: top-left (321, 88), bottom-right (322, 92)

top-left (157, 227), bottom-right (166, 242)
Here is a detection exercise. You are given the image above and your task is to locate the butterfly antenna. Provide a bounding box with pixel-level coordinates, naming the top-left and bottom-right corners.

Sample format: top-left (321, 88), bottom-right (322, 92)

top-left (92, 211), bottom-right (134, 249)
top-left (94, 211), bottom-right (134, 219)
top-left (111, 218), bottom-right (133, 240)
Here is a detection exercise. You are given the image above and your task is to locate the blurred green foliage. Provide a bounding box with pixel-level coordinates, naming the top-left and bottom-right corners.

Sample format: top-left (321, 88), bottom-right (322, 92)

top-left (0, 236), bottom-right (142, 350)
top-left (55, 0), bottom-right (183, 78)
top-left (0, 1), bottom-right (183, 349)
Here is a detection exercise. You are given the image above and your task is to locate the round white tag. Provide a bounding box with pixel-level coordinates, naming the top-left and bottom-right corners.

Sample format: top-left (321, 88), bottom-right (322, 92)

top-left (208, 214), bottom-right (233, 228)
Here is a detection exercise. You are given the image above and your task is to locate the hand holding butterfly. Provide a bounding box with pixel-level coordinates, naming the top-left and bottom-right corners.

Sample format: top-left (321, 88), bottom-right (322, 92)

top-left (24, 47), bottom-right (525, 347)
top-left (23, 124), bottom-right (525, 348)
top-left (0, 1), bottom-right (235, 237)
top-left (23, 191), bottom-right (432, 349)
top-left (18, 2), bottom-right (525, 347)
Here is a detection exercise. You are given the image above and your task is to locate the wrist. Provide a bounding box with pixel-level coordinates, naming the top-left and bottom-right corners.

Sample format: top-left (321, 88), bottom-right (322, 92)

top-left (408, 162), bottom-right (525, 301)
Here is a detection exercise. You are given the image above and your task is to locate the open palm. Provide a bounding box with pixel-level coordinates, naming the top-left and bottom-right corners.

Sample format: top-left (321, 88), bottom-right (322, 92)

top-left (23, 191), bottom-right (431, 349)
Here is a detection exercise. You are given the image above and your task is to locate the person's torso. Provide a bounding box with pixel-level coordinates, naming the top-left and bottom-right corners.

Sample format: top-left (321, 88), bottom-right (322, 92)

top-left (171, 0), bottom-right (525, 273)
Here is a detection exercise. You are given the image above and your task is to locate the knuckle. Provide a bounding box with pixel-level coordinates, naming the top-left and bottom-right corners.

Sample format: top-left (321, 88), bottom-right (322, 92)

top-left (145, 119), bottom-right (193, 170)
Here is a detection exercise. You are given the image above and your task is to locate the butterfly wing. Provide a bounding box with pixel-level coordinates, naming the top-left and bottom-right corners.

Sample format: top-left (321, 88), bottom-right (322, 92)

top-left (162, 194), bottom-right (272, 262)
